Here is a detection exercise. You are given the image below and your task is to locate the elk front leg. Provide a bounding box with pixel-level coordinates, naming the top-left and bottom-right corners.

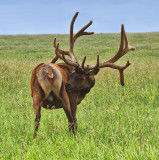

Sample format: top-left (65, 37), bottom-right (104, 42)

top-left (72, 107), bottom-right (77, 131)
top-left (60, 89), bottom-right (75, 135)
top-left (69, 94), bottom-right (78, 131)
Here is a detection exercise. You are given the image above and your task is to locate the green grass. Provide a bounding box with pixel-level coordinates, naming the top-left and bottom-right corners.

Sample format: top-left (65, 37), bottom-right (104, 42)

top-left (0, 32), bottom-right (159, 159)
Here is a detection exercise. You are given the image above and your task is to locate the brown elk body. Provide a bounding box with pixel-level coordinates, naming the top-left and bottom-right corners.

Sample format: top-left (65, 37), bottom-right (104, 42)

top-left (30, 12), bottom-right (135, 138)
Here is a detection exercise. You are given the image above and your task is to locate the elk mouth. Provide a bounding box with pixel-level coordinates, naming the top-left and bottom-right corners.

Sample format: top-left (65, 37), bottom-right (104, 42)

top-left (65, 82), bottom-right (92, 93)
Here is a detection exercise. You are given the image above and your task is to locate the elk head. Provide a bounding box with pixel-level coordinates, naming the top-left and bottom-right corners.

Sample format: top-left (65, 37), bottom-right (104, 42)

top-left (66, 68), bottom-right (99, 92)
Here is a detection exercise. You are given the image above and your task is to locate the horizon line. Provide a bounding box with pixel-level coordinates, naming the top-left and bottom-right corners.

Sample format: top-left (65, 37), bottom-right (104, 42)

top-left (1, 31), bottom-right (159, 36)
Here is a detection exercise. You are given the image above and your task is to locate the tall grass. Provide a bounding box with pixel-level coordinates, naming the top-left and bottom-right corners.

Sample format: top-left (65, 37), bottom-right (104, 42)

top-left (0, 32), bottom-right (159, 159)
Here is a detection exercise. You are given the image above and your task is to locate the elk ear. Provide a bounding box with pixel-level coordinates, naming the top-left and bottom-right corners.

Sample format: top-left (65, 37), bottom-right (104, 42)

top-left (89, 69), bottom-right (99, 76)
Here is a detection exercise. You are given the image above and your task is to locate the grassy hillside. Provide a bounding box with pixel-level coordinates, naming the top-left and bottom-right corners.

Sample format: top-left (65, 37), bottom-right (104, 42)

top-left (0, 32), bottom-right (159, 159)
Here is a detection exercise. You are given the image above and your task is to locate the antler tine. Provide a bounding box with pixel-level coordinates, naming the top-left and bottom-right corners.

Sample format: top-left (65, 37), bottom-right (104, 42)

top-left (53, 38), bottom-right (69, 55)
top-left (53, 38), bottom-right (57, 48)
top-left (81, 55), bottom-right (99, 70)
top-left (55, 43), bottom-right (63, 59)
top-left (81, 56), bottom-right (87, 68)
top-left (55, 43), bottom-right (68, 60)
top-left (107, 24), bottom-right (135, 63)
top-left (54, 43), bottom-right (79, 67)
top-left (123, 26), bottom-right (135, 51)
top-left (119, 60), bottom-right (131, 86)
top-left (62, 52), bottom-right (79, 67)
top-left (96, 55), bottom-right (100, 68)
top-left (51, 38), bottom-right (70, 63)
top-left (69, 12), bottom-right (79, 54)
top-left (51, 39), bottom-right (59, 63)
top-left (74, 20), bottom-right (94, 42)
top-left (123, 26), bottom-right (128, 48)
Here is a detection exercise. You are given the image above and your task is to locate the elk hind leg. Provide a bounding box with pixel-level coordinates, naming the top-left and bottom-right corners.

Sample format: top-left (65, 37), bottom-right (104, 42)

top-left (33, 96), bottom-right (42, 138)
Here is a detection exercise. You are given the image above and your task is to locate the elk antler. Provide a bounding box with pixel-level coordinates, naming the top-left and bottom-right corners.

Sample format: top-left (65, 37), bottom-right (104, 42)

top-left (81, 24), bottom-right (135, 86)
top-left (51, 12), bottom-right (94, 64)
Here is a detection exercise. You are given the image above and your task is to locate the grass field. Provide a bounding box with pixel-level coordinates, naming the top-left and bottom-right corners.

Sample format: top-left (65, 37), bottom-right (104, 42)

top-left (0, 32), bottom-right (159, 159)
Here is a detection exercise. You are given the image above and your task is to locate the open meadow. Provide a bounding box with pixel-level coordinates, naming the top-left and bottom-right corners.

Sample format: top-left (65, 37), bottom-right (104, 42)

top-left (0, 32), bottom-right (159, 159)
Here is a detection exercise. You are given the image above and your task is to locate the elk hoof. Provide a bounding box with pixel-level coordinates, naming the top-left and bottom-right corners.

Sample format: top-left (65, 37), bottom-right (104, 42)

top-left (68, 122), bottom-right (76, 136)
top-left (74, 123), bottom-right (78, 131)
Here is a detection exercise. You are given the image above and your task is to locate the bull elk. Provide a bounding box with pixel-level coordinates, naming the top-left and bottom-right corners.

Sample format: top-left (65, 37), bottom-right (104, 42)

top-left (30, 12), bottom-right (135, 138)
